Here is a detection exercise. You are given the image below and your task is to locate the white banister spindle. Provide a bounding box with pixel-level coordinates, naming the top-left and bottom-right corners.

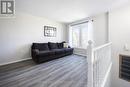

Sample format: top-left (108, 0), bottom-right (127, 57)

top-left (87, 40), bottom-right (94, 87)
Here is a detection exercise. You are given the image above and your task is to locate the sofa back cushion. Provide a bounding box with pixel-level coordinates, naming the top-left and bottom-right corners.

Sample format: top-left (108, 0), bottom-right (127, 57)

top-left (57, 42), bottom-right (64, 49)
top-left (32, 43), bottom-right (49, 51)
top-left (48, 42), bottom-right (58, 49)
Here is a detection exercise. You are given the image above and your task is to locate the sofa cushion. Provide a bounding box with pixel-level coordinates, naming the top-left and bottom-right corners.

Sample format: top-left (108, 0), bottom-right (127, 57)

top-left (51, 49), bottom-right (65, 54)
top-left (48, 42), bottom-right (58, 49)
top-left (38, 51), bottom-right (55, 57)
top-left (63, 48), bottom-right (74, 52)
top-left (57, 42), bottom-right (64, 49)
top-left (33, 43), bottom-right (49, 51)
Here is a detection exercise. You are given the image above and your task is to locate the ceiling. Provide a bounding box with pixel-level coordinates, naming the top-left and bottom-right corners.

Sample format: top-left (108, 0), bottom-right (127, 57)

top-left (16, 0), bottom-right (130, 23)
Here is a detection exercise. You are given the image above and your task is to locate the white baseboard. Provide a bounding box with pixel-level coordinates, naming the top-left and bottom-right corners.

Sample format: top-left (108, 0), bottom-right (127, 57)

top-left (0, 57), bottom-right (31, 66)
top-left (73, 48), bottom-right (87, 57)
top-left (74, 53), bottom-right (87, 57)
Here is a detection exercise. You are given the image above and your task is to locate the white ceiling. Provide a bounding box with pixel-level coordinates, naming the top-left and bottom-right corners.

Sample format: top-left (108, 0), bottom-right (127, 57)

top-left (17, 0), bottom-right (130, 23)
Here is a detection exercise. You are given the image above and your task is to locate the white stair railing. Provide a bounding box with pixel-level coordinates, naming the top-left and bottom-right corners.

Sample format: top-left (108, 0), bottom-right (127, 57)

top-left (87, 40), bottom-right (112, 87)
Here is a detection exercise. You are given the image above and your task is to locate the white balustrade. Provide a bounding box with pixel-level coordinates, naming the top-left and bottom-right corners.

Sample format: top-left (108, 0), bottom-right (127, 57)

top-left (87, 40), bottom-right (112, 87)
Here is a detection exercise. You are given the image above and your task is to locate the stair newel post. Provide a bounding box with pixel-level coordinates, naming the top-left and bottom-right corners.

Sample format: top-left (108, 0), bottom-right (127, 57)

top-left (87, 40), bottom-right (94, 87)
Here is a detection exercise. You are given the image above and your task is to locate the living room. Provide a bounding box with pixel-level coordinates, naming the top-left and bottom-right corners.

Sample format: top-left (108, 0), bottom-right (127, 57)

top-left (0, 0), bottom-right (130, 87)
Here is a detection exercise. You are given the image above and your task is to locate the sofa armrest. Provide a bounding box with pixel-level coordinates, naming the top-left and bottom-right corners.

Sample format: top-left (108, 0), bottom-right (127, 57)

top-left (31, 49), bottom-right (40, 63)
top-left (68, 46), bottom-right (71, 48)
top-left (32, 49), bottom-right (39, 58)
top-left (32, 49), bottom-right (39, 55)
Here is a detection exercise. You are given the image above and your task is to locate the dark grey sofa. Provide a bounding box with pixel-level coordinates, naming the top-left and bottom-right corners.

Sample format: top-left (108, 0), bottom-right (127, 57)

top-left (31, 42), bottom-right (73, 63)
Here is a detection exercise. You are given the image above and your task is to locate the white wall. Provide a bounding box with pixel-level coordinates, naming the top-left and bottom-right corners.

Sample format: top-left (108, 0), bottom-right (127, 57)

top-left (92, 13), bottom-right (108, 47)
top-left (109, 5), bottom-right (130, 87)
top-left (0, 12), bottom-right (67, 65)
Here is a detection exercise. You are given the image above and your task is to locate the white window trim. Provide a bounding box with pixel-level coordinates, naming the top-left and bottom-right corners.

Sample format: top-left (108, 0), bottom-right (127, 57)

top-left (69, 22), bottom-right (88, 48)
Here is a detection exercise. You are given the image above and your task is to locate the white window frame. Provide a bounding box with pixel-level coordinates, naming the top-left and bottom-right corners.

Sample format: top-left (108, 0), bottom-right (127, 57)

top-left (69, 21), bottom-right (88, 48)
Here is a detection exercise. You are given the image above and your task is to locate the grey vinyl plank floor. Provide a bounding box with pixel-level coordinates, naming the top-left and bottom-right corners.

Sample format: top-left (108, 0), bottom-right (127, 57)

top-left (0, 55), bottom-right (88, 87)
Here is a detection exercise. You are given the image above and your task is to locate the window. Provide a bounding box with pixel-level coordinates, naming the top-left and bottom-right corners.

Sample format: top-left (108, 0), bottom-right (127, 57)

top-left (72, 25), bottom-right (80, 47)
top-left (69, 22), bottom-right (88, 48)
